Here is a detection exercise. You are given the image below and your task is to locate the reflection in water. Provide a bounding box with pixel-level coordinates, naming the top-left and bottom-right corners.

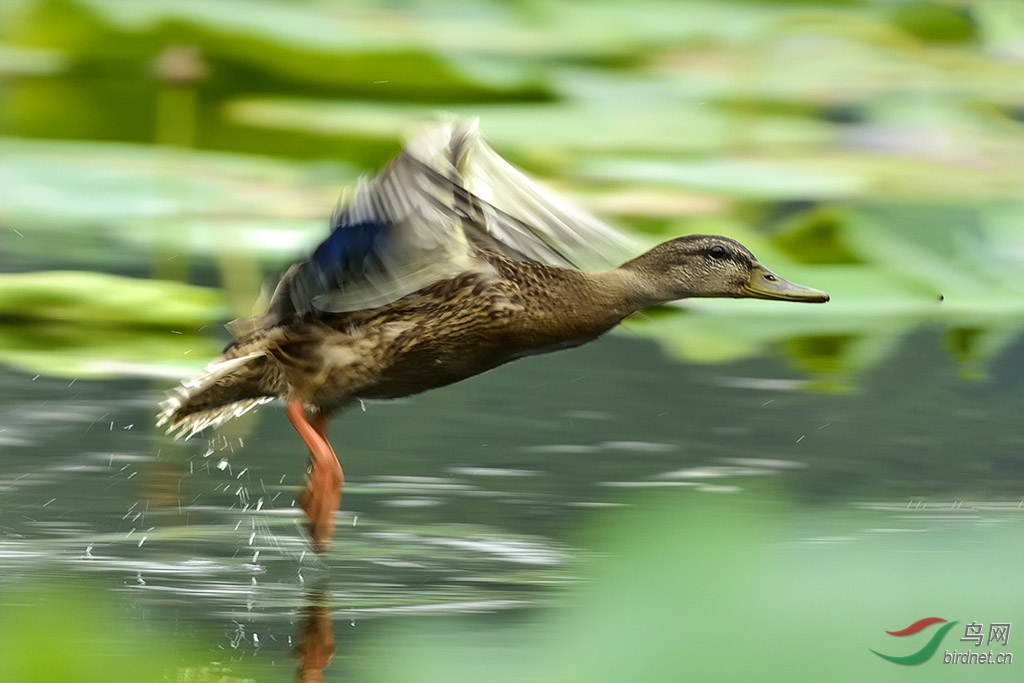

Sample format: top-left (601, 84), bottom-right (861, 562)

top-left (295, 587), bottom-right (335, 683)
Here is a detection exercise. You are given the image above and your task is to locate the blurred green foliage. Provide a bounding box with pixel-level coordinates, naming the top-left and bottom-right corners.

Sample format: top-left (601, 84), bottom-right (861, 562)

top-left (0, 270), bottom-right (223, 327)
top-left (0, 270), bottom-right (223, 376)
top-left (0, 579), bottom-right (262, 682)
top-left (2, 0), bottom-right (1023, 382)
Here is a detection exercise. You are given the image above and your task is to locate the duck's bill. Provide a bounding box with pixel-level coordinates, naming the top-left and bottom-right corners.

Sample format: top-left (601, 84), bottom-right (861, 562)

top-left (740, 262), bottom-right (830, 303)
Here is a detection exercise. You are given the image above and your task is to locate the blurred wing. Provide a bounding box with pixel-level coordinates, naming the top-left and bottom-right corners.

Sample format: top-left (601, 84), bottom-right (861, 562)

top-left (265, 118), bottom-right (636, 320)
top-left (266, 147), bottom-right (481, 317)
top-left (434, 119), bottom-right (638, 271)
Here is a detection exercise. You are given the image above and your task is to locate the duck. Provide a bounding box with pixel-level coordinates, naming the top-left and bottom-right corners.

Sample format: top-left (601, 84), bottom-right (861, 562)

top-left (158, 119), bottom-right (828, 551)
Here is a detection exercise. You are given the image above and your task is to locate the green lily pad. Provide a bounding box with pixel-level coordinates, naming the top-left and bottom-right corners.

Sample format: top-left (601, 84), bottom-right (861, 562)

top-left (0, 270), bottom-right (225, 377)
top-left (0, 270), bottom-right (224, 327)
top-left (224, 97), bottom-right (836, 160)
top-left (0, 138), bottom-right (341, 269)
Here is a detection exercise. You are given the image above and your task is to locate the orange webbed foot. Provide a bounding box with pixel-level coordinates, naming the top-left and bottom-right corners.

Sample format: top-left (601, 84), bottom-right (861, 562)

top-left (287, 400), bottom-right (344, 552)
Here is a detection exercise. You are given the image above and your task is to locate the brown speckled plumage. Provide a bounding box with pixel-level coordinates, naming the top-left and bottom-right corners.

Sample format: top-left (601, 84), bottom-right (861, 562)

top-left (161, 250), bottom-right (638, 433)
top-left (157, 119), bottom-right (828, 549)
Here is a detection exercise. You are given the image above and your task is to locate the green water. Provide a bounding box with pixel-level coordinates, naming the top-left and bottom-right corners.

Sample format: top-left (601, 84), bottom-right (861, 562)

top-left (2, 0), bottom-right (1024, 680)
top-left (2, 331), bottom-right (1022, 681)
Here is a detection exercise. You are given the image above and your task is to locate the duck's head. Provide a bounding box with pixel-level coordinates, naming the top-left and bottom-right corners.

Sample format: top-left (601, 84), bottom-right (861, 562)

top-left (623, 234), bottom-right (829, 306)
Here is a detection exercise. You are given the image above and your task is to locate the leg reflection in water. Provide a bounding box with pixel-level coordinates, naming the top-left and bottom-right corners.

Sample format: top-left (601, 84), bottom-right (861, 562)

top-left (295, 587), bottom-right (335, 682)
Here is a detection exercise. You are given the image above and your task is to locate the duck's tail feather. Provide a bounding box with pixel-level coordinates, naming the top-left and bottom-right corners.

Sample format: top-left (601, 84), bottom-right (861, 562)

top-left (157, 352), bottom-right (276, 439)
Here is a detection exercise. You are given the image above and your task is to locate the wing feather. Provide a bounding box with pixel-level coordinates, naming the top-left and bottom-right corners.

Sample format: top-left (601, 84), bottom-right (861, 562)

top-left (264, 118), bottom-right (635, 321)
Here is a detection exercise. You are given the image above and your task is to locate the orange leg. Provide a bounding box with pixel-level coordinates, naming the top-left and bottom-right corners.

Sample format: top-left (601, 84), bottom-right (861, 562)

top-left (286, 399), bottom-right (343, 552)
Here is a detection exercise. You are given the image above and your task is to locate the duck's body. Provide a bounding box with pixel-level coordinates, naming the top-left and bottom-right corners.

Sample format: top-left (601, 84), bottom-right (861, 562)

top-left (175, 255), bottom-right (633, 419)
top-left (292, 259), bottom-right (624, 402)
top-left (159, 119), bottom-right (828, 550)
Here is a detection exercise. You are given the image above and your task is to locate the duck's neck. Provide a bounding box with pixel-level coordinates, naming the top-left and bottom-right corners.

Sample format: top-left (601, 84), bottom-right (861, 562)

top-left (587, 266), bottom-right (671, 316)
top-left (486, 265), bottom-right (659, 364)
top-left (491, 259), bottom-right (671, 358)
top-left (527, 268), bottom-right (663, 348)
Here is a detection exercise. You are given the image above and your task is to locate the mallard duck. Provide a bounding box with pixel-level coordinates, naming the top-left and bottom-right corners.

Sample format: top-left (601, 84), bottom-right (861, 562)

top-left (158, 119), bottom-right (828, 551)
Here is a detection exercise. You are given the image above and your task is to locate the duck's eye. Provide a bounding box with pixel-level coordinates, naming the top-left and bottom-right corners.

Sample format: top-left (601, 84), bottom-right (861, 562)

top-left (709, 245), bottom-right (727, 259)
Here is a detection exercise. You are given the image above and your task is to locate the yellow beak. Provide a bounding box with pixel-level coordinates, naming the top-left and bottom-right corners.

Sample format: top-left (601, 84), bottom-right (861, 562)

top-left (740, 262), bottom-right (829, 303)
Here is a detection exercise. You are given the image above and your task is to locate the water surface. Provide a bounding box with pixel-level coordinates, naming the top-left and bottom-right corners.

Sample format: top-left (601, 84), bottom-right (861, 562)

top-left (1, 328), bottom-right (1022, 679)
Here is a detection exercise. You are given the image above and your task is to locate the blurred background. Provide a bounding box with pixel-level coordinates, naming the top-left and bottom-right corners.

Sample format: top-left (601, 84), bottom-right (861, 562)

top-left (2, 0), bottom-right (1024, 681)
